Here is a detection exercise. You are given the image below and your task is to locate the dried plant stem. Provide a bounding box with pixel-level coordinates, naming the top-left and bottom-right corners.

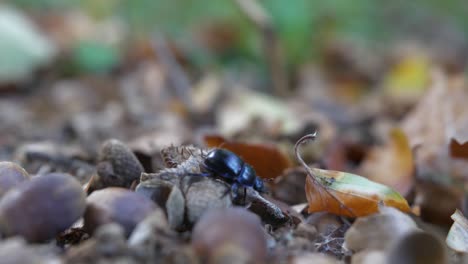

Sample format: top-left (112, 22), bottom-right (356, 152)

top-left (152, 34), bottom-right (193, 110)
top-left (234, 0), bottom-right (289, 97)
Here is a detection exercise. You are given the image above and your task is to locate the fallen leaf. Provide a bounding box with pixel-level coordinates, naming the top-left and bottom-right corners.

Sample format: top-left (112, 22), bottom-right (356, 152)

top-left (446, 209), bottom-right (468, 253)
top-left (204, 134), bottom-right (292, 179)
top-left (297, 134), bottom-right (410, 217)
top-left (449, 138), bottom-right (468, 160)
top-left (217, 90), bottom-right (301, 136)
top-left (383, 50), bottom-right (430, 104)
top-left (359, 128), bottom-right (414, 196)
top-left (402, 70), bottom-right (468, 180)
top-left (305, 168), bottom-right (411, 217)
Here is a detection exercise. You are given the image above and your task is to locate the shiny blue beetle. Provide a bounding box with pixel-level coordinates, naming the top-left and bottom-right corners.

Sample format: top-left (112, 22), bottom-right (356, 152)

top-left (203, 148), bottom-right (265, 195)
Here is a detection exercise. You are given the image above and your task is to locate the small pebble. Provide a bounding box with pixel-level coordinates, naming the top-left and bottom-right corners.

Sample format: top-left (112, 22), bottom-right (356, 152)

top-left (192, 207), bottom-right (267, 263)
top-left (387, 231), bottom-right (446, 264)
top-left (0, 173), bottom-right (86, 242)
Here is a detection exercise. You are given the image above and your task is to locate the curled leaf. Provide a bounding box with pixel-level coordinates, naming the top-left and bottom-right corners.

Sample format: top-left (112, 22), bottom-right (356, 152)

top-left (296, 133), bottom-right (411, 217)
top-left (446, 209), bottom-right (468, 253)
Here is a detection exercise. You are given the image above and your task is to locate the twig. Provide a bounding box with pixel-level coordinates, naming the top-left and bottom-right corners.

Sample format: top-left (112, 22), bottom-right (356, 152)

top-left (234, 0), bottom-right (289, 97)
top-left (152, 34), bottom-right (193, 110)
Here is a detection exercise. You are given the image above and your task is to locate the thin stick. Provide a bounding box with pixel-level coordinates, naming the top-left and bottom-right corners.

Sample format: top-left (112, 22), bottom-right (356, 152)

top-left (234, 0), bottom-right (289, 97)
top-left (152, 34), bottom-right (193, 110)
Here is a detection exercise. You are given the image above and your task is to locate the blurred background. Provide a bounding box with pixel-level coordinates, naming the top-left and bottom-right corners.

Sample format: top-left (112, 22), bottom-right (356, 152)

top-left (3, 0), bottom-right (468, 83)
top-left (1, 0), bottom-right (468, 146)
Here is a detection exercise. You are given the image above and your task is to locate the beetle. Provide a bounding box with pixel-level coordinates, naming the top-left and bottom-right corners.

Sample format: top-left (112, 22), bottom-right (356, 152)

top-left (201, 148), bottom-right (266, 199)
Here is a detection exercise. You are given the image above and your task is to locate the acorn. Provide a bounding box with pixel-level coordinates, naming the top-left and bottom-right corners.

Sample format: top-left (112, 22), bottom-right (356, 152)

top-left (0, 161), bottom-right (30, 198)
top-left (191, 207), bottom-right (267, 263)
top-left (0, 173), bottom-right (86, 242)
top-left (87, 139), bottom-right (144, 193)
top-left (84, 187), bottom-right (158, 236)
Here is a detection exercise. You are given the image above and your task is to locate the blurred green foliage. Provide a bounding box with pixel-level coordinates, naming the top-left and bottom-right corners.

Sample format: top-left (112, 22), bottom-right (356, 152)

top-left (72, 40), bottom-right (120, 73)
top-left (7, 0), bottom-right (468, 69)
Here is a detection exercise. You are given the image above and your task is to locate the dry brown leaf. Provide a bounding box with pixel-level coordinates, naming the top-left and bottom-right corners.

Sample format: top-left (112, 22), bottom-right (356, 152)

top-left (359, 128), bottom-right (414, 196)
top-left (304, 169), bottom-right (411, 217)
top-left (450, 138), bottom-right (468, 160)
top-left (204, 134), bottom-right (292, 179)
top-left (298, 134), bottom-right (410, 218)
top-left (402, 70), bottom-right (468, 179)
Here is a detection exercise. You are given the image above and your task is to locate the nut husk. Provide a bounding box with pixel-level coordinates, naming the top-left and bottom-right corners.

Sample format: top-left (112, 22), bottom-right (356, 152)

top-left (84, 187), bottom-right (158, 236)
top-left (87, 139), bottom-right (144, 193)
top-left (136, 180), bottom-right (185, 230)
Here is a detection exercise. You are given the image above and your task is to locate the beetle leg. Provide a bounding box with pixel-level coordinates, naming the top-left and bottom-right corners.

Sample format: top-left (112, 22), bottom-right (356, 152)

top-left (243, 187), bottom-right (247, 204)
top-left (185, 172), bottom-right (212, 178)
top-left (231, 182), bottom-right (239, 201)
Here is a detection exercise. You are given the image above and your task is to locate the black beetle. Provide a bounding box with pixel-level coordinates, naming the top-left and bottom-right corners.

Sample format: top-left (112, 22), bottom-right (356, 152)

top-left (202, 148), bottom-right (265, 198)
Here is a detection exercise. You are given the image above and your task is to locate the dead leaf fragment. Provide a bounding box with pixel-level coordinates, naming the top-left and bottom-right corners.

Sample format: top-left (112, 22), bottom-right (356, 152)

top-left (402, 71), bottom-right (468, 180)
top-left (446, 209), bottom-right (468, 253)
top-left (217, 90), bottom-right (301, 136)
top-left (450, 138), bottom-right (468, 160)
top-left (359, 128), bottom-right (414, 196)
top-left (204, 134), bottom-right (292, 179)
top-left (383, 50), bottom-right (430, 104)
